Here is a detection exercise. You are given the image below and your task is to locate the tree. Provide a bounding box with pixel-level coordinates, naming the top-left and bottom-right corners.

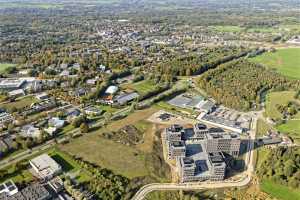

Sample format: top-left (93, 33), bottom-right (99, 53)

top-left (80, 123), bottom-right (89, 133)
top-left (284, 161), bottom-right (295, 177)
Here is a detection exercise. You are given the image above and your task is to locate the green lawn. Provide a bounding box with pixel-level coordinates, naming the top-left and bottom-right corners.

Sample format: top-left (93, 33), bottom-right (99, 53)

top-left (0, 63), bottom-right (15, 73)
top-left (276, 112), bottom-right (300, 143)
top-left (265, 91), bottom-right (296, 120)
top-left (246, 27), bottom-right (277, 33)
top-left (154, 101), bottom-right (194, 115)
top-left (98, 104), bottom-right (119, 113)
top-left (260, 179), bottom-right (300, 200)
top-left (249, 48), bottom-right (300, 79)
top-left (126, 80), bottom-right (157, 95)
top-left (48, 149), bottom-right (92, 182)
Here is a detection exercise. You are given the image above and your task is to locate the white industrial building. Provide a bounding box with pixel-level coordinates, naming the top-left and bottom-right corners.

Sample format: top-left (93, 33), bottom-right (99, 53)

top-left (29, 154), bottom-right (62, 180)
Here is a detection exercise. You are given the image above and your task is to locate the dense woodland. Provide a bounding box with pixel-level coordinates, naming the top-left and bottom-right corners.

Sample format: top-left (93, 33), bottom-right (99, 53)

top-left (154, 47), bottom-right (250, 78)
top-left (198, 60), bottom-right (300, 111)
top-left (257, 147), bottom-right (300, 189)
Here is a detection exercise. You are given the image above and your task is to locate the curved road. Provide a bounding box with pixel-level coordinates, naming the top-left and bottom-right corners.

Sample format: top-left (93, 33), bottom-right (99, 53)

top-left (132, 176), bottom-right (251, 200)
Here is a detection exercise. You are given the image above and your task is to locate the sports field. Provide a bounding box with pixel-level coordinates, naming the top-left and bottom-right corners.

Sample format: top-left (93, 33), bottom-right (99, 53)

top-left (249, 48), bottom-right (300, 79)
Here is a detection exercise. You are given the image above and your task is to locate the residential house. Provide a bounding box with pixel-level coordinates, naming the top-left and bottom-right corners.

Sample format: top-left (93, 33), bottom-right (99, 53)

top-left (20, 125), bottom-right (41, 138)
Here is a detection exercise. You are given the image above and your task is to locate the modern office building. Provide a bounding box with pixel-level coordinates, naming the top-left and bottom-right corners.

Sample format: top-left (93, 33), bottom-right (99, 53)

top-left (205, 132), bottom-right (241, 157)
top-left (164, 123), bottom-right (241, 182)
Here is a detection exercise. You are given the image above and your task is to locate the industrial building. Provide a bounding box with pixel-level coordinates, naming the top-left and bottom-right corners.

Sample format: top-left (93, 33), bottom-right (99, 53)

top-left (29, 154), bottom-right (62, 180)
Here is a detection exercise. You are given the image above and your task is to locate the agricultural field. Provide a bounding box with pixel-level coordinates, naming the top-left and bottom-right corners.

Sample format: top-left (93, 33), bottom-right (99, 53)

top-left (249, 48), bottom-right (300, 79)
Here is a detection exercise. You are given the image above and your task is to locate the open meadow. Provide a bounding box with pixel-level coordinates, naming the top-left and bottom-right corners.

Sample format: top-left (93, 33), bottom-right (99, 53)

top-left (265, 91), bottom-right (296, 120)
top-left (249, 48), bottom-right (300, 79)
top-left (59, 108), bottom-right (169, 180)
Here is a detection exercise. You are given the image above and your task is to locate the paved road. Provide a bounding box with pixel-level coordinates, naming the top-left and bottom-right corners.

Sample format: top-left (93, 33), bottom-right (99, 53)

top-left (132, 176), bottom-right (251, 200)
top-left (131, 114), bottom-right (258, 200)
top-left (0, 106), bottom-right (131, 169)
top-left (0, 87), bottom-right (170, 169)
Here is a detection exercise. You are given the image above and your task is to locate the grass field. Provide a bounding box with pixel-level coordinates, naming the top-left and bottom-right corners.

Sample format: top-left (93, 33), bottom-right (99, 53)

top-left (60, 134), bottom-right (148, 179)
top-left (265, 91), bottom-right (296, 120)
top-left (49, 149), bottom-right (92, 182)
top-left (276, 112), bottom-right (300, 143)
top-left (249, 48), bottom-right (300, 79)
top-left (124, 80), bottom-right (157, 95)
top-left (60, 108), bottom-right (158, 179)
top-left (260, 179), bottom-right (300, 200)
top-left (256, 148), bottom-right (269, 169)
top-left (0, 95), bottom-right (38, 111)
top-left (154, 101), bottom-right (194, 115)
top-left (256, 119), bottom-right (273, 137)
top-left (213, 25), bottom-right (243, 33)
top-left (0, 63), bottom-right (15, 73)
top-left (265, 91), bottom-right (300, 142)
top-left (98, 104), bottom-right (119, 113)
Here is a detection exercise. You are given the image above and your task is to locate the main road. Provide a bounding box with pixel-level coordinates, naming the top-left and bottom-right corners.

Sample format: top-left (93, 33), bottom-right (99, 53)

top-left (131, 115), bottom-right (258, 200)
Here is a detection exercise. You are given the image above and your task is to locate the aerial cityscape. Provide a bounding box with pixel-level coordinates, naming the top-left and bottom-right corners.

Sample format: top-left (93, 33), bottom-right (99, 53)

top-left (0, 0), bottom-right (299, 200)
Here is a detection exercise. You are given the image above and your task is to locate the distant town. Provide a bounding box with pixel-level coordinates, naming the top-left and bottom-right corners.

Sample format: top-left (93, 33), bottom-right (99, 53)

top-left (0, 0), bottom-right (300, 200)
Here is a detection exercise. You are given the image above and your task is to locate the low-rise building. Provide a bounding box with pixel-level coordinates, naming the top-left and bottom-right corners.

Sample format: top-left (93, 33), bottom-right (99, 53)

top-left (114, 92), bottom-right (139, 105)
top-left (48, 117), bottom-right (65, 129)
top-left (0, 78), bottom-right (26, 91)
top-left (35, 93), bottom-right (49, 100)
top-left (83, 106), bottom-right (102, 115)
top-left (105, 85), bottom-right (118, 95)
top-left (0, 180), bottom-right (18, 197)
top-left (0, 111), bottom-right (14, 127)
top-left (30, 154), bottom-right (62, 180)
top-left (8, 89), bottom-right (25, 98)
top-left (20, 125), bottom-right (41, 138)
